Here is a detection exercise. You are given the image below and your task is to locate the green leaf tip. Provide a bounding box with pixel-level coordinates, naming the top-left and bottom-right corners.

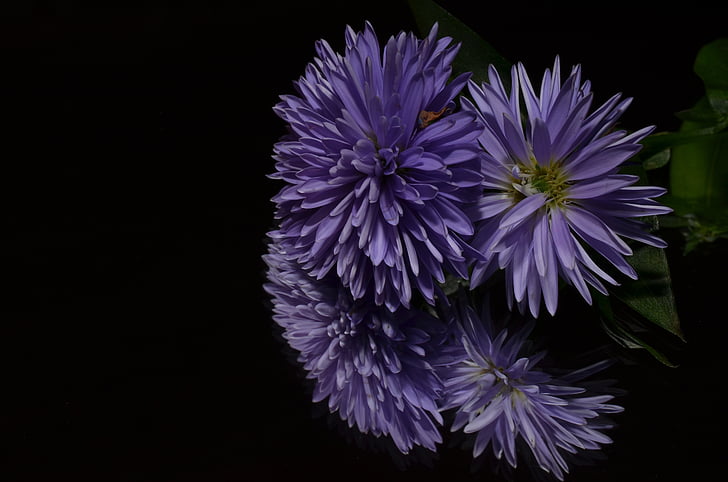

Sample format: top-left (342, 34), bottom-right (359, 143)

top-left (407, 0), bottom-right (510, 84)
top-left (612, 244), bottom-right (684, 342)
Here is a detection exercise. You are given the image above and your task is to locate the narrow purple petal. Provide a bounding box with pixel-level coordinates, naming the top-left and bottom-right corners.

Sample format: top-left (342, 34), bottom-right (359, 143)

top-left (499, 193), bottom-right (547, 229)
top-left (531, 117), bottom-right (552, 165)
top-left (566, 175), bottom-right (638, 199)
top-left (566, 144), bottom-right (642, 180)
top-left (565, 206), bottom-right (632, 255)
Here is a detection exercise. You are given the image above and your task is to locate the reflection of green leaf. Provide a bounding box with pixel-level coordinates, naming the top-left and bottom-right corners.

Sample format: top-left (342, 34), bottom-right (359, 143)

top-left (611, 243), bottom-right (683, 341)
top-left (407, 0), bottom-right (510, 84)
top-left (595, 294), bottom-right (679, 367)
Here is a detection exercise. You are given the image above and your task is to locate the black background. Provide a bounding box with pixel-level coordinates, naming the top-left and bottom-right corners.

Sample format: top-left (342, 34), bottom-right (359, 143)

top-left (3, 1), bottom-right (728, 481)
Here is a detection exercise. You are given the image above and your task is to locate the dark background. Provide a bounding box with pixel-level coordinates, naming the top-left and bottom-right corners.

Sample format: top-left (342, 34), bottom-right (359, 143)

top-left (3, 1), bottom-right (728, 481)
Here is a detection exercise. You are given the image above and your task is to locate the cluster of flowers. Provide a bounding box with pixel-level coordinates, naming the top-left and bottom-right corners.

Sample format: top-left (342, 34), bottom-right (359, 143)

top-left (263, 22), bottom-right (671, 479)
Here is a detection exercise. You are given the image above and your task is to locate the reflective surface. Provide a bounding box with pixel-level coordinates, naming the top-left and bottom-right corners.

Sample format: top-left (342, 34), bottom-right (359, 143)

top-left (3, 2), bottom-right (727, 481)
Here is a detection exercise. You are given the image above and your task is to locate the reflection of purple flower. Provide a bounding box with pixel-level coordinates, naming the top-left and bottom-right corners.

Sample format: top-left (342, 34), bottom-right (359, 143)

top-left (263, 239), bottom-right (446, 454)
top-left (464, 58), bottom-right (672, 317)
top-left (437, 299), bottom-right (623, 480)
top-left (270, 22), bottom-right (483, 311)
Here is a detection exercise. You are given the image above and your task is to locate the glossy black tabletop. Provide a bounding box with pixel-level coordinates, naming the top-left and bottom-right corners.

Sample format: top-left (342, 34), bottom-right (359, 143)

top-left (3, 2), bottom-right (727, 481)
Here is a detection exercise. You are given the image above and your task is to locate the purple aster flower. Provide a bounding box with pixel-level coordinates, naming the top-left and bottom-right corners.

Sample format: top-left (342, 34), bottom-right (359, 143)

top-left (437, 298), bottom-right (623, 480)
top-left (263, 239), bottom-right (446, 454)
top-left (269, 22), bottom-right (484, 311)
top-left (463, 57), bottom-right (672, 317)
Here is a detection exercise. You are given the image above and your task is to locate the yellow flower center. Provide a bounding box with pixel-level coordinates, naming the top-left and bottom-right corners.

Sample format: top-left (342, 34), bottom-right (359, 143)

top-left (510, 159), bottom-right (572, 209)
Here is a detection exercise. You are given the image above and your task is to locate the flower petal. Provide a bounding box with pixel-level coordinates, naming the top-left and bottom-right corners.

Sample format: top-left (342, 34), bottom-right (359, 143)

top-left (499, 193), bottom-right (547, 229)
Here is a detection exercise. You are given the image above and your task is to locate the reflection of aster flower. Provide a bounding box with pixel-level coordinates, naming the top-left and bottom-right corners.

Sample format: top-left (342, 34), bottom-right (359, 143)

top-left (437, 299), bottom-right (623, 480)
top-left (263, 240), bottom-right (446, 454)
top-left (270, 22), bottom-right (483, 311)
top-left (464, 58), bottom-right (672, 317)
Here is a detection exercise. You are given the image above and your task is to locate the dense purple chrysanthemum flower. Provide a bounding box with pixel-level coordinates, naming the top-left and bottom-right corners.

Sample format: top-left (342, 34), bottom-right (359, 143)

top-left (263, 239), bottom-right (447, 454)
top-left (437, 299), bottom-right (623, 480)
top-left (463, 57), bottom-right (672, 317)
top-left (270, 22), bottom-right (484, 311)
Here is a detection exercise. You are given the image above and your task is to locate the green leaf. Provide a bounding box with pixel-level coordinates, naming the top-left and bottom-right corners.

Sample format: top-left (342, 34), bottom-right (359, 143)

top-left (640, 115), bottom-right (728, 154)
top-left (668, 41), bottom-right (728, 207)
top-left (640, 40), bottom-right (728, 253)
top-left (652, 40), bottom-right (728, 252)
top-left (694, 38), bottom-right (728, 117)
top-left (670, 116), bottom-right (728, 207)
top-left (654, 195), bottom-right (728, 253)
top-left (610, 243), bottom-right (684, 341)
top-left (407, 0), bottom-right (510, 84)
top-left (675, 94), bottom-right (724, 123)
top-left (439, 272), bottom-right (469, 296)
top-left (640, 91), bottom-right (728, 160)
top-left (642, 148), bottom-right (671, 170)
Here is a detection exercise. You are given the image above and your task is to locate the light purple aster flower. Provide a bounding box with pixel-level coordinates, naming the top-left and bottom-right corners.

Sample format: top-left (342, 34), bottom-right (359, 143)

top-left (463, 57), bottom-right (672, 317)
top-left (437, 298), bottom-right (623, 480)
top-left (270, 22), bottom-right (484, 312)
top-left (263, 239), bottom-right (446, 454)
